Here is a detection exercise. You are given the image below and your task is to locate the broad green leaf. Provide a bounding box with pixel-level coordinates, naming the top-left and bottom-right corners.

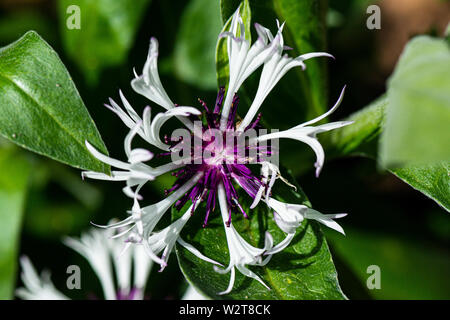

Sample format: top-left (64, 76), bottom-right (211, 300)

top-left (327, 228), bottom-right (450, 299)
top-left (58, 0), bottom-right (151, 84)
top-left (321, 95), bottom-right (450, 212)
top-left (216, 0), bottom-right (251, 88)
top-left (0, 147), bottom-right (30, 299)
top-left (391, 163), bottom-right (450, 212)
top-left (174, 169), bottom-right (346, 300)
top-left (381, 36), bottom-right (450, 167)
top-left (0, 31), bottom-right (109, 174)
top-left (218, 0), bottom-right (329, 124)
top-left (174, 0), bottom-right (222, 89)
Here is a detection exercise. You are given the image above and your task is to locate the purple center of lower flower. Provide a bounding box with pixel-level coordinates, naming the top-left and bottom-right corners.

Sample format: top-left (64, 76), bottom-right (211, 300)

top-left (161, 87), bottom-right (273, 227)
top-left (116, 287), bottom-right (141, 300)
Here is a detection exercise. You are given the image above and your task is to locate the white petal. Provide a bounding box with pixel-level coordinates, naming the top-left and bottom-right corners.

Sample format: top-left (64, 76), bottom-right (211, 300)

top-left (91, 216), bottom-right (135, 230)
top-left (257, 129), bottom-right (325, 177)
top-left (219, 11), bottom-right (281, 130)
top-left (181, 285), bottom-right (209, 300)
top-left (16, 256), bottom-right (69, 300)
top-left (124, 122), bottom-right (143, 158)
top-left (149, 107), bottom-right (200, 150)
top-left (110, 238), bottom-right (132, 294)
top-left (298, 86), bottom-right (346, 128)
top-left (132, 245), bottom-right (153, 298)
top-left (215, 184), bottom-right (273, 294)
top-left (139, 173), bottom-right (203, 239)
top-left (82, 171), bottom-right (130, 181)
top-left (129, 148), bottom-right (154, 164)
top-left (63, 229), bottom-right (117, 300)
top-left (267, 198), bottom-right (305, 234)
top-left (132, 161), bottom-right (183, 178)
top-left (145, 202), bottom-right (197, 268)
top-left (119, 90), bottom-right (141, 123)
top-left (250, 186), bottom-right (264, 209)
top-left (304, 209), bottom-right (347, 235)
top-left (217, 267), bottom-right (236, 296)
top-left (177, 238), bottom-right (223, 267)
top-left (307, 120), bottom-right (354, 134)
top-left (142, 241), bottom-right (167, 266)
top-left (238, 46), bottom-right (334, 131)
top-left (105, 98), bottom-right (136, 130)
top-left (85, 141), bottom-right (130, 170)
top-left (254, 23), bottom-right (273, 43)
top-left (142, 106), bottom-right (152, 140)
top-left (131, 37), bottom-right (174, 111)
top-left (236, 265), bottom-right (270, 290)
top-left (298, 52), bottom-right (334, 61)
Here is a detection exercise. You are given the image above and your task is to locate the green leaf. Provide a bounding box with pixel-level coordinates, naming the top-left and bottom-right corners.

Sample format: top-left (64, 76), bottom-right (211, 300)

top-left (323, 94), bottom-right (387, 159)
top-left (216, 0), bottom-right (251, 88)
top-left (174, 169), bottom-right (346, 300)
top-left (391, 163), bottom-right (450, 212)
top-left (381, 36), bottom-right (450, 167)
top-left (0, 31), bottom-right (109, 174)
top-left (0, 147), bottom-right (30, 299)
top-left (321, 95), bottom-right (450, 212)
top-left (58, 0), bottom-right (151, 84)
top-left (173, 0), bottom-right (222, 90)
top-left (327, 228), bottom-right (450, 299)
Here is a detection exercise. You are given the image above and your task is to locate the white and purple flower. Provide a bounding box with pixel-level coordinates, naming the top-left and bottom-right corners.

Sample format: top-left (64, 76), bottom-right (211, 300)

top-left (16, 225), bottom-right (152, 300)
top-left (16, 225), bottom-right (206, 300)
top-left (82, 9), bottom-right (352, 294)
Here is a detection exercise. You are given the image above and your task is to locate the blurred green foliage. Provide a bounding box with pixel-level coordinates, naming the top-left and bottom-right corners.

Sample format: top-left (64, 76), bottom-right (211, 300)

top-left (0, 145), bottom-right (30, 299)
top-left (58, 0), bottom-right (152, 85)
top-left (174, 0), bottom-right (222, 89)
top-left (381, 36), bottom-right (450, 167)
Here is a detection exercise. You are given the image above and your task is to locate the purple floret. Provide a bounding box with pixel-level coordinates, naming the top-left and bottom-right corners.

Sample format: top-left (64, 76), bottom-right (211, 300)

top-left (161, 88), bottom-right (273, 227)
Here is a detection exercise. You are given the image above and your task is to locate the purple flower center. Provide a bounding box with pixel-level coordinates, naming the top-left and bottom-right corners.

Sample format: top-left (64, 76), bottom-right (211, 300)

top-left (161, 88), bottom-right (274, 227)
top-left (116, 287), bottom-right (141, 300)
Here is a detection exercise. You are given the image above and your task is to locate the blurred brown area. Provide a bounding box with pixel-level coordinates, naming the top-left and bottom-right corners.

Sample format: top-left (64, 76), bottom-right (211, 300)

top-left (0, 0), bottom-right (51, 10)
top-left (377, 0), bottom-right (450, 74)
